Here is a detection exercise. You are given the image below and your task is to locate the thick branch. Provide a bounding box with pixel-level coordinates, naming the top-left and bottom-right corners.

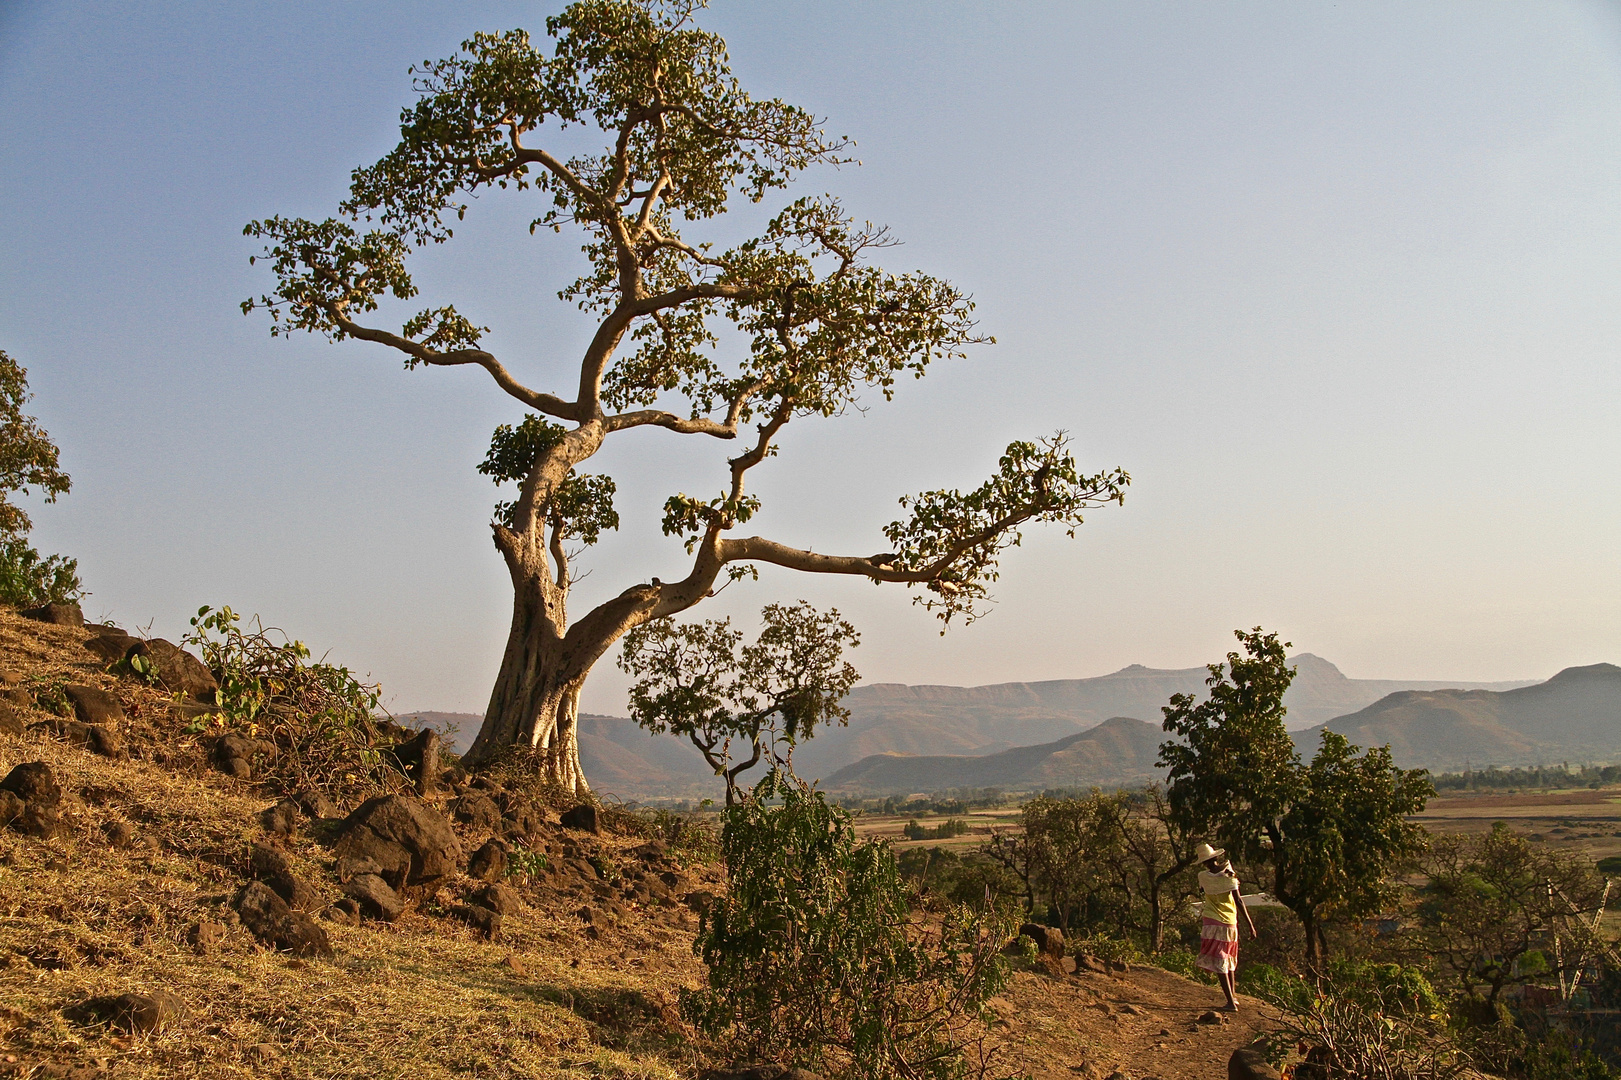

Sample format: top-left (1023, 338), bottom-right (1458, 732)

top-left (327, 307), bottom-right (579, 418)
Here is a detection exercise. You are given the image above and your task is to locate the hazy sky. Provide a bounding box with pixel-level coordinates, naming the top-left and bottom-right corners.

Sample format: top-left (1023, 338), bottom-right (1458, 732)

top-left (2, 1), bottom-right (1618, 717)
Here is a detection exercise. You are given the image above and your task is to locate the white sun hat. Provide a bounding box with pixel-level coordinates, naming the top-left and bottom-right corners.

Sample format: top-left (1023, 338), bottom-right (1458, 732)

top-left (1194, 842), bottom-right (1226, 862)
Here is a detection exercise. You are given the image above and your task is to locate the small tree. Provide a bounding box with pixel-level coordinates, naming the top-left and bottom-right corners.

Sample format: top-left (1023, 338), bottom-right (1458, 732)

top-left (618, 600), bottom-right (859, 803)
top-left (1095, 786), bottom-right (1201, 952)
top-left (0, 348), bottom-right (79, 607)
top-left (1419, 823), bottom-right (1610, 1004)
top-left (244, 0), bottom-right (1129, 791)
top-left (1160, 628), bottom-right (1433, 966)
top-left (687, 769), bottom-right (1012, 1080)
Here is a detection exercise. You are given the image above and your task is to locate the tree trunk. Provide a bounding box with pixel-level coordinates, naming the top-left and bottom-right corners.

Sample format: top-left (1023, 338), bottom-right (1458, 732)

top-left (1148, 886), bottom-right (1164, 953)
top-left (464, 527), bottom-right (591, 792)
top-left (1300, 908), bottom-right (1320, 969)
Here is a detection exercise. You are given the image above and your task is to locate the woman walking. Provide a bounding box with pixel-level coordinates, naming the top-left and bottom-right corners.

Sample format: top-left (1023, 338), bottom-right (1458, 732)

top-left (1194, 841), bottom-right (1255, 1012)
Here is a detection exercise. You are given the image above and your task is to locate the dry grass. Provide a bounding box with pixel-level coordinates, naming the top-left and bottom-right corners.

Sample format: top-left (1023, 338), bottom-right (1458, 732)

top-left (0, 609), bottom-right (711, 1080)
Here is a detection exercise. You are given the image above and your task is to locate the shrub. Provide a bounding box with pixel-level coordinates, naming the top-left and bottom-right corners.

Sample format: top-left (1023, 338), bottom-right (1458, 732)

top-left (1152, 945), bottom-right (1215, 984)
top-left (184, 605), bottom-right (412, 803)
top-left (0, 536), bottom-right (80, 607)
top-left (684, 770), bottom-right (1013, 1080)
top-left (1254, 961), bottom-right (1467, 1080)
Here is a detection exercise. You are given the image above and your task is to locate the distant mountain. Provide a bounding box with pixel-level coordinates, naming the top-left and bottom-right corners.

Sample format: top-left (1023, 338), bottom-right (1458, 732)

top-left (788, 654), bottom-right (1534, 777)
top-left (1305, 663), bottom-right (1621, 772)
top-left (822, 716), bottom-right (1164, 794)
top-left (401, 656), bottom-right (1553, 799)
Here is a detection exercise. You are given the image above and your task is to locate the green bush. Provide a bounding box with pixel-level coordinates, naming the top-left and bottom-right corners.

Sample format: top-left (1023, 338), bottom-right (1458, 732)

top-left (1254, 962), bottom-right (1466, 1080)
top-left (684, 769), bottom-right (1013, 1080)
top-left (184, 605), bottom-right (410, 802)
top-left (0, 536), bottom-right (80, 607)
top-left (1152, 946), bottom-right (1215, 984)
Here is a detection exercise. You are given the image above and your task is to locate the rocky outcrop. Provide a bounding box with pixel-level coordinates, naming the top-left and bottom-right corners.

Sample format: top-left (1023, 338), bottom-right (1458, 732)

top-left (234, 881), bottom-right (333, 957)
top-left (0, 760), bottom-right (62, 838)
top-left (333, 795), bottom-right (462, 893)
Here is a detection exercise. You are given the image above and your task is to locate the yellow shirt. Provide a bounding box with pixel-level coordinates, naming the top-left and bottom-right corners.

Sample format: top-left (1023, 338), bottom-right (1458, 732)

top-left (1199, 869), bottom-right (1240, 925)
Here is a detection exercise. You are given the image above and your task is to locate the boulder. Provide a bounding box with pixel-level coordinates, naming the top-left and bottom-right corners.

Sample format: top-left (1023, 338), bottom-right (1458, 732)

top-left (479, 882), bottom-right (521, 915)
top-left (249, 843), bottom-right (323, 912)
top-left (0, 790), bottom-right (25, 829)
top-left (0, 703), bottom-right (23, 738)
top-left (333, 795), bottom-right (462, 892)
top-left (104, 820), bottom-right (138, 848)
top-left (342, 873), bottom-right (404, 921)
top-left (501, 800), bottom-right (545, 840)
top-left (324, 897), bottom-right (361, 925)
top-left (1197, 1010), bottom-right (1229, 1026)
top-left (1229, 1043), bottom-right (1283, 1080)
top-left (684, 888), bottom-right (717, 914)
top-left (452, 793), bottom-right (501, 832)
top-left (62, 684), bottom-right (125, 726)
top-left (212, 733), bottom-right (274, 779)
top-left (126, 639), bottom-right (218, 702)
top-left (22, 602), bottom-right (83, 626)
top-left (72, 990), bottom-right (183, 1034)
top-left (1018, 923), bottom-right (1065, 958)
top-left (259, 799), bottom-right (303, 836)
top-left (467, 839), bottom-right (508, 883)
top-left (234, 881), bottom-right (333, 957)
top-left (559, 803), bottom-right (600, 834)
top-left (455, 903), bottom-right (502, 939)
top-left (1, 760), bottom-right (60, 806)
top-left (82, 627), bottom-right (139, 663)
top-left (295, 788), bottom-right (341, 820)
top-left (37, 717), bottom-right (126, 759)
top-left (390, 728), bottom-right (440, 795)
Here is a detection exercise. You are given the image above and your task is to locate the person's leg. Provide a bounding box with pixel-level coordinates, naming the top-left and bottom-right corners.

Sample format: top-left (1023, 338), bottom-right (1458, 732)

top-left (1220, 970), bottom-right (1239, 1010)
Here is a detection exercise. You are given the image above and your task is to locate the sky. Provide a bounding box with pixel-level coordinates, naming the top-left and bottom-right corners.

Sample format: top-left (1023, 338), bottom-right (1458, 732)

top-left (1, 1), bottom-right (1618, 719)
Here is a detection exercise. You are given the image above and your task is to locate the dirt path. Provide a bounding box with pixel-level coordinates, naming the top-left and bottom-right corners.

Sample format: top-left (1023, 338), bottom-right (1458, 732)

top-left (985, 963), bottom-right (1278, 1080)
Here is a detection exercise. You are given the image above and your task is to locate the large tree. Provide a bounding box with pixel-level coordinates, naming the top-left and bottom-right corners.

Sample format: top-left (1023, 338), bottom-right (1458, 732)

top-left (245, 1), bottom-right (1128, 791)
top-left (1159, 628), bottom-right (1433, 965)
top-left (0, 348), bottom-right (80, 607)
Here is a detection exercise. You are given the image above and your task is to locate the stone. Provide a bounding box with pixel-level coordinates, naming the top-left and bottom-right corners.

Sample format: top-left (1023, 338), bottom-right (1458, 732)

top-left (212, 733), bottom-right (274, 778)
top-left (14, 801), bottom-right (60, 839)
top-left (76, 990), bottom-right (183, 1034)
top-left (334, 853), bottom-right (385, 883)
top-left (501, 800), bottom-right (545, 840)
top-left (82, 626), bottom-right (139, 663)
top-left (124, 638), bottom-right (217, 702)
top-left (559, 803), bottom-right (599, 834)
top-left (500, 953), bottom-right (527, 976)
top-left (295, 788), bottom-right (341, 820)
top-left (334, 795), bottom-right (463, 893)
top-left (1229, 1044), bottom-right (1283, 1080)
top-left (1, 760), bottom-right (60, 806)
top-left (259, 799), bottom-right (303, 835)
top-left (62, 684), bottom-right (125, 726)
top-left (1197, 1010), bottom-right (1228, 1026)
top-left (479, 882), bottom-right (521, 915)
top-left (1018, 922), bottom-right (1065, 958)
top-left (0, 703), bottom-right (23, 738)
top-left (452, 793), bottom-right (501, 832)
top-left (37, 717), bottom-right (126, 759)
top-left (189, 921), bottom-right (227, 950)
top-left (343, 873), bottom-right (404, 921)
top-left (325, 897), bottom-right (361, 925)
top-left (391, 728), bottom-right (440, 795)
top-left (467, 839), bottom-right (508, 883)
top-left (22, 602), bottom-right (82, 626)
top-left (234, 881), bottom-right (333, 957)
top-left (455, 903), bottom-right (502, 939)
top-left (250, 843), bottom-right (322, 911)
top-left (684, 888), bottom-right (717, 914)
top-left (104, 820), bottom-right (137, 848)
top-left (0, 790), bottom-right (24, 829)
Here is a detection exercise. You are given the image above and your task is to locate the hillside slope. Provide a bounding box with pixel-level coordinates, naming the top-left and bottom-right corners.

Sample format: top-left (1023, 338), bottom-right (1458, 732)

top-left (0, 605), bottom-right (1271, 1080)
top-left (1308, 663), bottom-right (1621, 772)
top-left (823, 717), bottom-right (1164, 794)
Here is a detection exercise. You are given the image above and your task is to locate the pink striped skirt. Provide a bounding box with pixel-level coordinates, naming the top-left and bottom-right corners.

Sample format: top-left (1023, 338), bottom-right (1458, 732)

top-left (1197, 917), bottom-right (1238, 973)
